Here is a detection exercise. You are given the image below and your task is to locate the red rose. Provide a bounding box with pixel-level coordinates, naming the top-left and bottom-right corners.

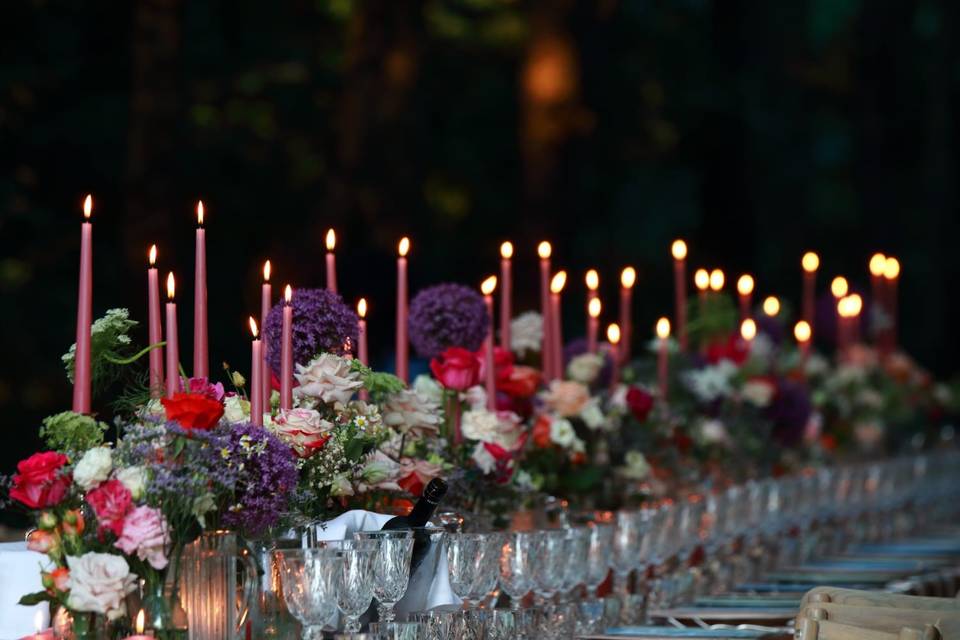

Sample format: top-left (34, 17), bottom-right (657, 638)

top-left (626, 386), bottom-right (654, 423)
top-left (86, 479), bottom-right (132, 537)
top-left (161, 392), bottom-right (225, 430)
top-left (475, 344), bottom-right (515, 382)
top-left (430, 347), bottom-right (481, 391)
top-left (704, 335), bottom-right (748, 365)
top-left (497, 365), bottom-right (541, 399)
top-left (9, 451), bottom-right (71, 509)
top-left (532, 414), bottom-right (552, 448)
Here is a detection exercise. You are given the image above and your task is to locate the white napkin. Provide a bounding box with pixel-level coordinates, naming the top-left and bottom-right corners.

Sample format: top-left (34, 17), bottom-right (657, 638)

top-left (0, 541), bottom-right (51, 640)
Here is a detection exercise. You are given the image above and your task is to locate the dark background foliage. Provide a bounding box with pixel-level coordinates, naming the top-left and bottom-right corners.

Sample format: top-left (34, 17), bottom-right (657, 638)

top-left (2, 0), bottom-right (959, 516)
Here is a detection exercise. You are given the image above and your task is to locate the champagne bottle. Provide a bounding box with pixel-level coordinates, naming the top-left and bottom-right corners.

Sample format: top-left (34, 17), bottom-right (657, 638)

top-left (381, 478), bottom-right (448, 530)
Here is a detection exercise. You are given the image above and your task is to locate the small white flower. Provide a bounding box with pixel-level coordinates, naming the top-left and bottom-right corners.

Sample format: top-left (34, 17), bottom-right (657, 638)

top-left (549, 418), bottom-right (577, 448)
top-left (412, 374), bottom-right (444, 405)
top-left (329, 473), bottom-right (355, 497)
top-left (73, 447), bottom-right (113, 491)
top-left (462, 385), bottom-right (487, 412)
top-left (471, 442), bottom-right (497, 474)
top-left (741, 379), bottom-right (775, 408)
top-left (620, 450), bottom-right (651, 480)
top-left (222, 395), bottom-right (250, 424)
top-left (698, 419), bottom-right (729, 445)
top-left (579, 399), bottom-right (605, 431)
top-left (192, 493), bottom-right (216, 528)
top-left (685, 360), bottom-right (738, 403)
top-left (115, 466), bottom-right (147, 500)
top-left (567, 353), bottom-right (604, 384)
top-left (510, 311), bottom-right (543, 357)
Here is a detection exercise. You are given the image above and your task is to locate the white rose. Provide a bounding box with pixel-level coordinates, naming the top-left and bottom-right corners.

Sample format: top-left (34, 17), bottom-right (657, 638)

top-left (579, 399), bottom-right (605, 431)
top-left (294, 353), bottom-right (363, 405)
top-left (192, 493), bottom-right (216, 528)
top-left (412, 374), bottom-right (443, 405)
top-left (741, 380), bottom-right (775, 408)
top-left (698, 419), bottom-right (729, 445)
top-left (462, 385), bottom-right (487, 412)
top-left (549, 418), bottom-right (576, 448)
top-left (685, 360), bottom-right (737, 402)
top-left (471, 442), bottom-right (497, 474)
top-left (73, 447), bottom-right (113, 491)
top-left (567, 353), bottom-right (604, 384)
top-left (461, 409), bottom-right (499, 443)
top-left (621, 451), bottom-right (651, 480)
top-left (115, 466), bottom-right (148, 500)
top-left (66, 552), bottom-right (138, 620)
top-left (510, 311), bottom-right (543, 357)
top-left (382, 388), bottom-right (442, 436)
top-left (222, 395), bottom-right (250, 423)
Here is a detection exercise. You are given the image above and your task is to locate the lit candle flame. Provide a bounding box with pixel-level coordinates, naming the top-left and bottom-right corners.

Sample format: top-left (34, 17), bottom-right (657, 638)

top-left (398, 237), bottom-right (410, 257)
top-left (135, 608), bottom-right (145, 635)
top-left (34, 609), bottom-right (43, 633)
top-left (831, 276), bottom-right (848, 299)
top-left (83, 194), bottom-right (93, 219)
top-left (802, 251), bottom-right (819, 273)
top-left (671, 239), bottom-right (687, 261)
top-left (883, 256), bottom-right (900, 280)
top-left (357, 298), bottom-right (367, 319)
top-left (149, 244), bottom-right (157, 267)
top-left (500, 241), bottom-right (514, 259)
top-left (837, 297), bottom-right (848, 317)
top-left (585, 269), bottom-right (599, 291)
top-left (606, 323), bottom-right (621, 345)
top-left (249, 316), bottom-right (258, 338)
top-left (709, 269), bottom-right (724, 291)
top-left (740, 318), bottom-right (757, 341)
top-left (869, 253), bottom-right (887, 277)
top-left (550, 270), bottom-right (567, 294)
top-left (847, 293), bottom-right (863, 316)
top-left (263, 260), bottom-right (271, 282)
top-left (762, 296), bottom-right (780, 317)
top-left (588, 297), bottom-right (602, 318)
top-left (620, 266), bottom-right (636, 289)
top-left (325, 229), bottom-right (336, 252)
top-left (656, 317), bottom-right (671, 339)
top-left (537, 241), bottom-right (552, 259)
top-left (166, 272), bottom-right (175, 300)
top-left (481, 275), bottom-right (497, 295)
top-left (694, 268), bottom-right (709, 291)
top-left (196, 200), bottom-right (204, 226)
top-left (284, 285), bottom-right (293, 303)
top-left (794, 320), bottom-right (811, 343)
top-left (736, 274), bottom-right (754, 296)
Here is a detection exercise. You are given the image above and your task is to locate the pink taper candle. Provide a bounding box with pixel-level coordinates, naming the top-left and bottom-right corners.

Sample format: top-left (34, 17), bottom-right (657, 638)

top-left (619, 267), bottom-right (636, 365)
top-left (550, 271), bottom-right (566, 381)
top-left (325, 229), bottom-right (337, 293)
top-left (260, 261), bottom-right (273, 413)
top-left (280, 285), bottom-right (294, 411)
top-left (481, 276), bottom-right (497, 409)
top-left (794, 321), bottom-right (811, 366)
top-left (585, 269), bottom-right (599, 351)
top-left (607, 323), bottom-right (621, 391)
top-left (72, 195), bottom-right (93, 414)
top-left (671, 240), bottom-right (688, 352)
top-left (249, 317), bottom-right (263, 426)
top-left (656, 317), bottom-right (670, 402)
top-left (499, 242), bottom-right (513, 352)
top-left (802, 251), bottom-right (819, 330)
top-left (165, 273), bottom-right (179, 398)
top-left (736, 274), bottom-right (754, 322)
top-left (357, 299), bottom-right (369, 365)
top-left (587, 298), bottom-right (601, 354)
top-left (868, 253), bottom-right (885, 343)
top-left (147, 245), bottom-right (164, 398)
top-left (538, 241), bottom-right (553, 378)
top-left (193, 201), bottom-right (208, 379)
top-left (883, 257), bottom-right (900, 352)
top-left (396, 238), bottom-right (410, 382)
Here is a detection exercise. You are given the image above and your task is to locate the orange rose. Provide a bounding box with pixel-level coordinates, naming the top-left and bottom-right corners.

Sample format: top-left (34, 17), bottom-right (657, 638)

top-left (532, 414), bottom-right (552, 448)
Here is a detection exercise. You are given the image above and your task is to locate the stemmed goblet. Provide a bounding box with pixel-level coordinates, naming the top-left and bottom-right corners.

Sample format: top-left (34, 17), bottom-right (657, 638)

top-left (354, 530), bottom-right (414, 624)
top-left (332, 540), bottom-right (376, 633)
top-left (275, 548), bottom-right (342, 640)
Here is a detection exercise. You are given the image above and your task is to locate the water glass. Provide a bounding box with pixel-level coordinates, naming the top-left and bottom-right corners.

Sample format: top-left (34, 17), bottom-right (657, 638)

top-left (445, 532), bottom-right (502, 608)
top-left (275, 548), bottom-right (342, 640)
top-left (368, 621), bottom-right (421, 639)
top-left (499, 531), bottom-right (538, 608)
top-left (354, 530), bottom-right (414, 624)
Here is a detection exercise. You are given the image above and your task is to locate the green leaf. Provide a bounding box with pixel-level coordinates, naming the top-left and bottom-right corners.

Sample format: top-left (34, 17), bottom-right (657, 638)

top-left (18, 591), bottom-right (51, 606)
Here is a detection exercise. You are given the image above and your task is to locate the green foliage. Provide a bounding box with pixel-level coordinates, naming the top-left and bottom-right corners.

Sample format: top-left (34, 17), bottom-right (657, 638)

top-left (39, 411), bottom-right (108, 457)
top-left (351, 360), bottom-right (406, 402)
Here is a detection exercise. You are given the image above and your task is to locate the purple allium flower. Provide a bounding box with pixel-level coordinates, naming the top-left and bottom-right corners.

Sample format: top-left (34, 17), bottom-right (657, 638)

top-left (217, 422), bottom-right (298, 538)
top-left (408, 283), bottom-right (489, 359)
top-left (766, 379), bottom-right (812, 447)
top-left (264, 288), bottom-right (359, 375)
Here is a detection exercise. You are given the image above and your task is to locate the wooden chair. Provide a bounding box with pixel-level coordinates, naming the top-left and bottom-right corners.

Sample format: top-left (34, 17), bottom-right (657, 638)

top-left (801, 588), bottom-right (960, 611)
top-left (799, 602), bottom-right (959, 639)
top-left (797, 616), bottom-right (941, 640)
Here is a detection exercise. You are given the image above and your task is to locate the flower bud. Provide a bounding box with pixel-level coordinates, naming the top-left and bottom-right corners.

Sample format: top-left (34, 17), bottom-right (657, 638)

top-left (41, 572), bottom-right (54, 590)
top-left (232, 371), bottom-right (246, 388)
top-left (39, 511), bottom-right (58, 530)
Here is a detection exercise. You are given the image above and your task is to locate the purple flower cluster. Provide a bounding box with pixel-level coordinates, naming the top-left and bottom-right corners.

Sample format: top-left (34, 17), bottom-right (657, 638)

top-left (217, 422), bottom-right (298, 537)
top-left (408, 283), bottom-right (489, 359)
top-left (264, 288), bottom-right (359, 375)
top-left (766, 379), bottom-right (813, 447)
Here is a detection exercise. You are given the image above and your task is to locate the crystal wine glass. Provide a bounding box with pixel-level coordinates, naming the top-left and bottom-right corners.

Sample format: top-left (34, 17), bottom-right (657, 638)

top-left (354, 530), bottom-right (414, 624)
top-left (584, 521), bottom-right (614, 598)
top-left (332, 540), bottom-right (376, 633)
top-left (275, 548), bottom-right (342, 640)
top-left (499, 531), bottom-right (538, 609)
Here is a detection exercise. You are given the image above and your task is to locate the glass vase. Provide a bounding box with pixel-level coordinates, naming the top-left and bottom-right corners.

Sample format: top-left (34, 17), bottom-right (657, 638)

top-left (68, 612), bottom-right (108, 640)
top-left (142, 569), bottom-right (189, 640)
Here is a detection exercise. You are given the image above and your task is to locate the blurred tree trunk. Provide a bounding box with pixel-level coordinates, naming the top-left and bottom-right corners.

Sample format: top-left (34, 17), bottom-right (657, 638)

top-left (126, 0), bottom-right (181, 257)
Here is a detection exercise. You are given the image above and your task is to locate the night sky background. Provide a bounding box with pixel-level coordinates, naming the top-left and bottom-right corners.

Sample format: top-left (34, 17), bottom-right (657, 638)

top-left (2, 1), bottom-right (960, 525)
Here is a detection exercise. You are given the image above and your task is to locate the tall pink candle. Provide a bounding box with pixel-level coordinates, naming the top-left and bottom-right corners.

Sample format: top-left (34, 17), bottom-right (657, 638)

top-left (193, 201), bottom-right (208, 379)
top-left (147, 245), bottom-right (164, 398)
top-left (499, 242), bottom-right (513, 352)
top-left (736, 274), bottom-right (754, 322)
top-left (396, 238), bottom-right (410, 382)
top-left (586, 298), bottom-right (601, 354)
top-left (357, 298), bottom-right (369, 365)
top-left (883, 257), bottom-right (900, 352)
top-left (260, 261), bottom-right (273, 413)
top-left (607, 324), bottom-right (621, 391)
top-left (801, 252), bottom-right (819, 330)
top-left (165, 273), bottom-right (179, 398)
top-left (72, 195), bottom-right (93, 414)
top-left (655, 318), bottom-right (670, 401)
top-left (794, 321), bottom-right (811, 367)
top-left (280, 285), bottom-right (294, 411)
top-left (550, 271), bottom-right (566, 381)
top-left (868, 253), bottom-right (886, 343)
top-left (249, 317), bottom-right (263, 426)
top-left (481, 276), bottom-right (497, 409)
top-left (619, 267), bottom-right (636, 365)
top-left (671, 240), bottom-right (688, 352)
top-left (538, 242), bottom-right (553, 378)
top-left (325, 229), bottom-right (337, 293)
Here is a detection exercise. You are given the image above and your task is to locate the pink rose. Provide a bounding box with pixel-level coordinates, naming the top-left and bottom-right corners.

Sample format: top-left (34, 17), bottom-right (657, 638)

top-left (86, 479), bottom-right (132, 537)
top-left (542, 380), bottom-right (591, 417)
top-left (430, 347), bottom-right (481, 391)
top-left (114, 506), bottom-right (171, 570)
top-left (271, 409), bottom-right (332, 458)
top-left (180, 376), bottom-right (225, 401)
top-left (27, 529), bottom-right (57, 554)
top-left (397, 458), bottom-right (444, 497)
